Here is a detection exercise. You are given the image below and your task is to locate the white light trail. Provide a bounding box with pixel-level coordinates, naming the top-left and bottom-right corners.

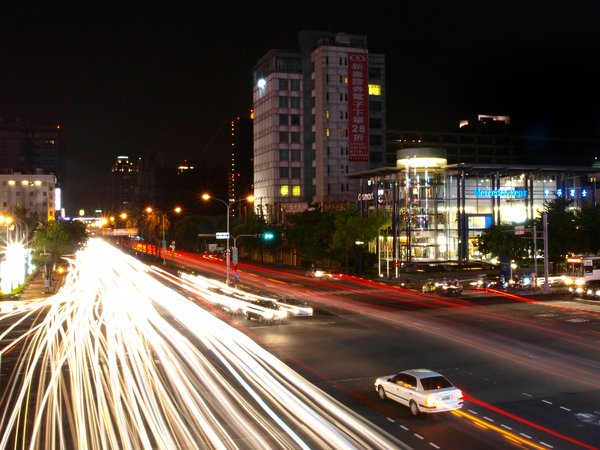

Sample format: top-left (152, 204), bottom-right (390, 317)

top-left (0, 238), bottom-right (407, 450)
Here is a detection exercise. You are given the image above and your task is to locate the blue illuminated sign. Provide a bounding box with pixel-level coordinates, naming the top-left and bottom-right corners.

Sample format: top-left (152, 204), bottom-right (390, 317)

top-left (473, 188), bottom-right (528, 198)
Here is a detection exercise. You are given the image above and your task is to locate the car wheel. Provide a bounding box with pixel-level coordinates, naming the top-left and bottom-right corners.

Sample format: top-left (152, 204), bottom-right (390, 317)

top-left (378, 386), bottom-right (387, 400)
top-left (409, 400), bottom-right (420, 417)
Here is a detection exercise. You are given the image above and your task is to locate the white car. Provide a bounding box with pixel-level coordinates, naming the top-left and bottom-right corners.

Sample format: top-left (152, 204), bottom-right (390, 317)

top-left (374, 369), bottom-right (463, 416)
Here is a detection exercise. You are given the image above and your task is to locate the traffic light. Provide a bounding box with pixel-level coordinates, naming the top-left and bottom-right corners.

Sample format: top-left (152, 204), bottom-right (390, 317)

top-left (262, 231), bottom-right (275, 240)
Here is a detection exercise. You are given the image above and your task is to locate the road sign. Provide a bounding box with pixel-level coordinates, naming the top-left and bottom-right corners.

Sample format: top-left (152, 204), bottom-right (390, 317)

top-left (216, 232), bottom-right (230, 239)
top-left (232, 246), bottom-right (238, 264)
top-left (514, 225), bottom-right (525, 235)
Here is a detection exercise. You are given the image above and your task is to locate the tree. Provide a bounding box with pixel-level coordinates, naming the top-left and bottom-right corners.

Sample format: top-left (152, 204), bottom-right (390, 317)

top-left (31, 220), bottom-right (87, 268)
top-left (574, 204), bottom-right (600, 254)
top-left (330, 206), bottom-right (389, 274)
top-left (536, 198), bottom-right (577, 273)
top-left (284, 206), bottom-right (336, 266)
top-left (477, 223), bottom-right (530, 263)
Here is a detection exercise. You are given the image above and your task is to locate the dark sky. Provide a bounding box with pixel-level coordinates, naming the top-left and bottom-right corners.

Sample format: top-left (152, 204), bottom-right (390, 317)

top-left (2, 3), bottom-right (600, 214)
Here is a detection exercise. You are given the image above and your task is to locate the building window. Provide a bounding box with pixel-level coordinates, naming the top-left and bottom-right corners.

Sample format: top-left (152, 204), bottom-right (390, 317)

top-left (369, 67), bottom-right (381, 78)
top-left (292, 185), bottom-right (301, 196)
top-left (290, 132), bottom-right (300, 143)
top-left (290, 114), bottom-right (300, 126)
top-left (279, 167), bottom-right (289, 178)
top-left (16, 191), bottom-right (20, 196)
top-left (291, 149), bottom-right (301, 161)
top-left (338, 128), bottom-right (346, 138)
top-left (280, 185), bottom-right (289, 196)
top-left (279, 149), bottom-right (289, 161)
top-left (279, 131), bottom-right (289, 143)
top-left (278, 78), bottom-right (289, 90)
top-left (290, 79), bottom-right (300, 91)
top-left (370, 134), bottom-right (382, 145)
top-left (369, 118), bottom-right (382, 128)
top-left (29, 191), bottom-right (34, 196)
top-left (43, 191), bottom-right (47, 196)
top-left (278, 96), bottom-right (289, 108)
top-left (290, 96), bottom-right (300, 108)
top-left (291, 167), bottom-right (301, 179)
top-left (369, 100), bottom-right (382, 112)
top-left (326, 128), bottom-right (330, 137)
top-left (368, 84), bottom-right (382, 96)
top-left (279, 114), bottom-right (289, 126)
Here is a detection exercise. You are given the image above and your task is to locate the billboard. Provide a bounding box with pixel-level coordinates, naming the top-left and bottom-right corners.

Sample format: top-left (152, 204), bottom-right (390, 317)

top-left (348, 52), bottom-right (369, 162)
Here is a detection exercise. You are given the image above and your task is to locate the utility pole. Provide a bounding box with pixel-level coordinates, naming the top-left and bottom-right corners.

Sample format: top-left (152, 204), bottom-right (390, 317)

top-left (543, 212), bottom-right (550, 293)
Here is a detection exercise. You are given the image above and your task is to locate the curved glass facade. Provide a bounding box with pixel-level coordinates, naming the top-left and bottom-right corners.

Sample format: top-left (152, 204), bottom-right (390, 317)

top-left (355, 148), bottom-right (592, 271)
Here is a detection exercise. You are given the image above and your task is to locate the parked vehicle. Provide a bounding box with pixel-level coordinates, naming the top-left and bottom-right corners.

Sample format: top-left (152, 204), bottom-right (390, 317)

top-left (375, 369), bottom-right (464, 416)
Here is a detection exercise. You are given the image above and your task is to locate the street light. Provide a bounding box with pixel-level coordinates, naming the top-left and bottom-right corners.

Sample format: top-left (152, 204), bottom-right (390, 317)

top-left (145, 206), bottom-right (182, 264)
top-left (202, 193), bottom-right (254, 285)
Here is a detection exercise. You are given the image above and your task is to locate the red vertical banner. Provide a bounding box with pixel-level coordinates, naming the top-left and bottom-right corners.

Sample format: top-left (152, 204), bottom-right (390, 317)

top-left (348, 52), bottom-right (369, 162)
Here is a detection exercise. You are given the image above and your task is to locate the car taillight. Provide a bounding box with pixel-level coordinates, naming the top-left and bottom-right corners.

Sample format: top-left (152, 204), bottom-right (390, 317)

top-left (457, 390), bottom-right (464, 402)
top-left (424, 395), bottom-right (436, 407)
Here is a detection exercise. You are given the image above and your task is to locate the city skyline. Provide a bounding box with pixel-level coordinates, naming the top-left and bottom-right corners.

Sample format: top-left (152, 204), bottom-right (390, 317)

top-left (2, 3), bottom-right (600, 214)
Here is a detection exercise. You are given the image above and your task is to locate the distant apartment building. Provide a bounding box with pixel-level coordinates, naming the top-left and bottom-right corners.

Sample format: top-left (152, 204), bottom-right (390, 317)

top-left (253, 30), bottom-right (386, 222)
top-left (0, 116), bottom-right (63, 179)
top-left (229, 111), bottom-right (254, 218)
top-left (107, 155), bottom-right (140, 213)
top-left (389, 114), bottom-right (599, 166)
top-left (0, 171), bottom-right (57, 221)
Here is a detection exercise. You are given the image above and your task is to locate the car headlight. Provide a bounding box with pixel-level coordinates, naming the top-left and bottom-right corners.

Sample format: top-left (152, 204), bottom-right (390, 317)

top-left (264, 312), bottom-right (274, 319)
top-left (575, 278), bottom-right (586, 286)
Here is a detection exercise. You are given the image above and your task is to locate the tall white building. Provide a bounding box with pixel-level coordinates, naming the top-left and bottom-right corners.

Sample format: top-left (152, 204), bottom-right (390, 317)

top-left (253, 30), bottom-right (386, 222)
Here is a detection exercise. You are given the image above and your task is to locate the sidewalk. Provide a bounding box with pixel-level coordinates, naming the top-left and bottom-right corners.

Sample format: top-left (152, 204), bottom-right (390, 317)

top-left (18, 270), bottom-right (55, 300)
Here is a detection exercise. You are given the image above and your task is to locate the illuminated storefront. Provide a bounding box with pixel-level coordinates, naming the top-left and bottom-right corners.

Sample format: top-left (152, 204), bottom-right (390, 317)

top-left (352, 148), bottom-right (594, 269)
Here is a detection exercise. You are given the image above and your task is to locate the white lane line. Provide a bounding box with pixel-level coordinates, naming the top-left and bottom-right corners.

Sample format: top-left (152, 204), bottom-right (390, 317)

top-left (500, 424), bottom-right (513, 430)
top-left (522, 392), bottom-right (532, 397)
top-left (399, 425), bottom-right (409, 431)
top-left (542, 400), bottom-right (553, 405)
top-left (520, 433), bottom-right (532, 439)
top-left (429, 443), bottom-right (441, 449)
top-left (483, 416), bottom-right (495, 422)
top-left (540, 442), bottom-right (553, 448)
top-left (559, 406), bottom-right (571, 412)
top-left (414, 434), bottom-right (424, 440)
top-left (386, 417), bottom-right (395, 423)
top-left (467, 409), bottom-right (478, 415)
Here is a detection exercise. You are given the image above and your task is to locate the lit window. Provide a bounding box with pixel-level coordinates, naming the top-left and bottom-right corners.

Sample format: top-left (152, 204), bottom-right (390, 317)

top-left (368, 84), bottom-right (381, 96)
top-left (292, 185), bottom-right (301, 196)
top-left (326, 128), bottom-right (330, 137)
top-left (280, 185), bottom-right (289, 196)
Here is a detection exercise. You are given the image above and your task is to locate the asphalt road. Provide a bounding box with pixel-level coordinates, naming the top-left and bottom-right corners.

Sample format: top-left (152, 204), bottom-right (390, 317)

top-left (3, 247), bottom-right (599, 449)
top-left (168, 251), bottom-right (600, 450)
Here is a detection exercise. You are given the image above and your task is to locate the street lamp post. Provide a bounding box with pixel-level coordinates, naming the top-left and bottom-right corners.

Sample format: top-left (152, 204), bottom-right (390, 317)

top-left (202, 194), bottom-right (254, 285)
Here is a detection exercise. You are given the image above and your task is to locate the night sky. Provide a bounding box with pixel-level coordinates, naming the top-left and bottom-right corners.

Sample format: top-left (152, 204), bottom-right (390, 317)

top-left (2, 3), bottom-right (600, 214)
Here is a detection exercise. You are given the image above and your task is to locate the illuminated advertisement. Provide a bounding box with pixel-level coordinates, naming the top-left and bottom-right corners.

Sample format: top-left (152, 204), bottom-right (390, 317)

top-left (473, 188), bottom-right (528, 198)
top-left (348, 52), bottom-right (369, 162)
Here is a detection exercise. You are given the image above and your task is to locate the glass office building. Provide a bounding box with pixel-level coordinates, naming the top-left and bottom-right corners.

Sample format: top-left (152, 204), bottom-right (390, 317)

top-left (352, 148), bottom-right (594, 269)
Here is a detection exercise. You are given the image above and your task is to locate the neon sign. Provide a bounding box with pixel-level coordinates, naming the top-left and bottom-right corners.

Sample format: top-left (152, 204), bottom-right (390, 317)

top-left (473, 188), bottom-right (528, 198)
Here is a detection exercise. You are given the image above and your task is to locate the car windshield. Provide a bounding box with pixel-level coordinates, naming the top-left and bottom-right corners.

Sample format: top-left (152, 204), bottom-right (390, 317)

top-left (420, 375), bottom-right (453, 390)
